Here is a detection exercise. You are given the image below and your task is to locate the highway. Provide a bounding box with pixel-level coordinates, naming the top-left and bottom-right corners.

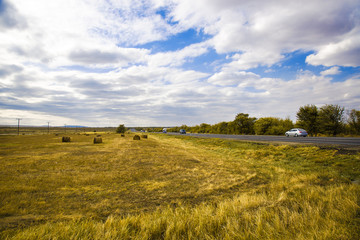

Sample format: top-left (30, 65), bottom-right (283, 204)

top-left (167, 133), bottom-right (360, 146)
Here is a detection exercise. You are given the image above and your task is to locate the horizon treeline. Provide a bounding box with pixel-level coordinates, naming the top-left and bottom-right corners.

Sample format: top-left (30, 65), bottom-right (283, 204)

top-left (153, 104), bottom-right (360, 136)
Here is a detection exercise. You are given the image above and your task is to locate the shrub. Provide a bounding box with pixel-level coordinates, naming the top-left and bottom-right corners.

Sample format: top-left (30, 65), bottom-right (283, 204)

top-left (116, 124), bottom-right (126, 134)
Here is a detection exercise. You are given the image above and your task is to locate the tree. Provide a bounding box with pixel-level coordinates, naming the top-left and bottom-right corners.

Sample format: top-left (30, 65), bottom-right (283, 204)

top-left (212, 121), bottom-right (229, 134)
top-left (227, 121), bottom-right (237, 134)
top-left (318, 104), bottom-right (345, 136)
top-left (233, 113), bottom-right (256, 134)
top-left (254, 117), bottom-right (294, 135)
top-left (198, 123), bottom-right (211, 133)
top-left (348, 109), bottom-right (360, 135)
top-left (278, 118), bottom-right (294, 134)
top-left (254, 117), bottom-right (275, 135)
top-left (116, 124), bottom-right (126, 134)
top-left (296, 104), bottom-right (319, 136)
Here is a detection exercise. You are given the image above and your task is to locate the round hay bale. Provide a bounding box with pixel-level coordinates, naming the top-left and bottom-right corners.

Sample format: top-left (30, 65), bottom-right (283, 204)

top-left (93, 137), bottom-right (102, 144)
top-left (133, 135), bottom-right (141, 140)
top-left (141, 135), bottom-right (148, 139)
top-left (62, 136), bottom-right (71, 142)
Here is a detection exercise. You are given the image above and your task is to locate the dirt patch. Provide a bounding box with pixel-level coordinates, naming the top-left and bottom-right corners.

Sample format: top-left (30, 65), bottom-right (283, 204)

top-left (318, 146), bottom-right (360, 155)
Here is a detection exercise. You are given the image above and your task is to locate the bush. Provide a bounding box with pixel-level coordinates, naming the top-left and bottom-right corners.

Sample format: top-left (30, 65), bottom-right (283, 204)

top-left (116, 124), bottom-right (126, 134)
top-left (254, 117), bottom-right (294, 135)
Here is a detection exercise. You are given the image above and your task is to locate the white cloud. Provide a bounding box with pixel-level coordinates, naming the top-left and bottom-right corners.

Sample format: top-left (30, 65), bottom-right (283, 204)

top-left (67, 47), bottom-right (149, 67)
top-left (2, 0), bottom-right (179, 69)
top-left (0, 0), bottom-right (27, 31)
top-left (306, 29), bottom-right (360, 67)
top-left (208, 71), bottom-right (260, 86)
top-left (0, 0), bottom-right (359, 127)
top-left (0, 109), bottom-right (75, 126)
top-left (207, 71), bottom-right (360, 121)
top-left (320, 66), bottom-right (341, 76)
top-left (4, 0), bottom-right (359, 70)
top-left (147, 41), bottom-right (210, 67)
top-left (170, 0), bottom-right (360, 68)
top-left (222, 50), bottom-right (284, 71)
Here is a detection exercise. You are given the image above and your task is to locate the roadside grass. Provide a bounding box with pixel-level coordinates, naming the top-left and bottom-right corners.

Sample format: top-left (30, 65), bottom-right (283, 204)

top-left (0, 133), bottom-right (359, 239)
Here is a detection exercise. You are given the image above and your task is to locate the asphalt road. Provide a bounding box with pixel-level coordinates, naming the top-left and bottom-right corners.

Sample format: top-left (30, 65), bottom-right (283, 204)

top-left (167, 132), bottom-right (360, 146)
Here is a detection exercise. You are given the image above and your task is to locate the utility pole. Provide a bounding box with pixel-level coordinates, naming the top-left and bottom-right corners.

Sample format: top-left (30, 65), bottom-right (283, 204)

top-left (16, 118), bottom-right (21, 135)
top-left (64, 124), bottom-right (67, 133)
top-left (47, 122), bottom-right (50, 134)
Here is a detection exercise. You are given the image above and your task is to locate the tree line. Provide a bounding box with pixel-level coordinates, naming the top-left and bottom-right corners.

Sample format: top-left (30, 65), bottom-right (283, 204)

top-left (165, 104), bottom-right (360, 136)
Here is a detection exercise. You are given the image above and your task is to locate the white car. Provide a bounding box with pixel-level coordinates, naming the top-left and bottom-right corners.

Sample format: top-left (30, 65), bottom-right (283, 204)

top-left (285, 128), bottom-right (308, 137)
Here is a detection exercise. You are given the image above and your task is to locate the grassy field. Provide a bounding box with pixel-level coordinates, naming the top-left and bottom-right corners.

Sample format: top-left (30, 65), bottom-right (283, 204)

top-left (0, 132), bottom-right (359, 239)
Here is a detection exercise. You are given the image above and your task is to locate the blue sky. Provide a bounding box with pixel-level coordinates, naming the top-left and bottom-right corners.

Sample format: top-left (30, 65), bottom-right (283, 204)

top-left (0, 0), bottom-right (359, 127)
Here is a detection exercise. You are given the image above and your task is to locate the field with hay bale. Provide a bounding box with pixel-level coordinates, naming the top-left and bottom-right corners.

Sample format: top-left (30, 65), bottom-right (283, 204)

top-left (93, 137), bottom-right (103, 144)
top-left (0, 133), bottom-right (359, 239)
top-left (61, 136), bottom-right (71, 142)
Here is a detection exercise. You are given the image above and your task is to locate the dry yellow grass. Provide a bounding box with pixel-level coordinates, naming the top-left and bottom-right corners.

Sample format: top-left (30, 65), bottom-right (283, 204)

top-left (0, 133), bottom-right (359, 239)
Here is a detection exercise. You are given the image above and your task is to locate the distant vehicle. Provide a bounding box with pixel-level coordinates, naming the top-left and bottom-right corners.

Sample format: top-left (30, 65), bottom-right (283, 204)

top-left (285, 128), bottom-right (308, 137)
top-left (162, 128), bottom-right (167, 133)
top-left (180, 129), bottom-right (186, 134)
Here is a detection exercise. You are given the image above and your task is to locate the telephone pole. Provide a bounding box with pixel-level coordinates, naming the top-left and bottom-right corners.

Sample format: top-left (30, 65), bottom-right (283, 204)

top-left (16, 118), bottom-right (21, 135)
top-left (47, 122), bottom-right (50, 134)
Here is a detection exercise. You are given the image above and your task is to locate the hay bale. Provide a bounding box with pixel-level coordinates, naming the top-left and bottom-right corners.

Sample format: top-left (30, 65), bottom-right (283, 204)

top-left (141, 135), bottom-right (148, 139)
top-left (93, 137), bottom-right (102, 144)
top-left (133, 135), bottom-right (141, 140)
top-left (62, 136), bottom-right (71, 142)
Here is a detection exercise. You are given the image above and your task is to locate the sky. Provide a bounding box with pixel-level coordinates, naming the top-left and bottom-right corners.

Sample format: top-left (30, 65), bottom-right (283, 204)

top-left (0, 0), bottom-right (359, 127)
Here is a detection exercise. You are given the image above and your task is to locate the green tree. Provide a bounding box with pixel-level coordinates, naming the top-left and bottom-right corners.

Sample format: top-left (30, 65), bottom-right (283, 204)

top-left (348, 109), bottom-right (360, 135)
top-left (318, 104), bottom-right (345, 136)
top-left (233, 113), bottom-right (256, 134)
top-left (254, 117), bottom-right (275, 135)
top-left (198, 123), bottom-right (211, 133)
top-left (212, 121), bottom-right (229, 134)
top-left (296, 104), bottom-right (319, 136)
top-left (254, 117), bottom-right (294, 135)
top-left (277, 118), bottom-right (294, 134)
top-left (116, 124), bottom-right (126, 134)
top-left (228, 121), bottom-right (237, 134)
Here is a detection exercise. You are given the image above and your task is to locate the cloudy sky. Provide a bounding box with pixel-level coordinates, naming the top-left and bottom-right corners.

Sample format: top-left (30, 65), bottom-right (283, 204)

top-left (1, 0), bottom-right (359, 127)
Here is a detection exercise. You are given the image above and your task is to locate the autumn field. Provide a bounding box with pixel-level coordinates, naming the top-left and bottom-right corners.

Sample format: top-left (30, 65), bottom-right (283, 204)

top-left (0, 131), bottom-right (359, 239)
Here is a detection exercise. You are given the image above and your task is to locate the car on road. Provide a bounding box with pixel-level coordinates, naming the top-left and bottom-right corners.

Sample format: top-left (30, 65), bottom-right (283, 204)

top-left (285, 128), bottom-right (308, 137)
top-left (180, 129), bottom-right (186, 134)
